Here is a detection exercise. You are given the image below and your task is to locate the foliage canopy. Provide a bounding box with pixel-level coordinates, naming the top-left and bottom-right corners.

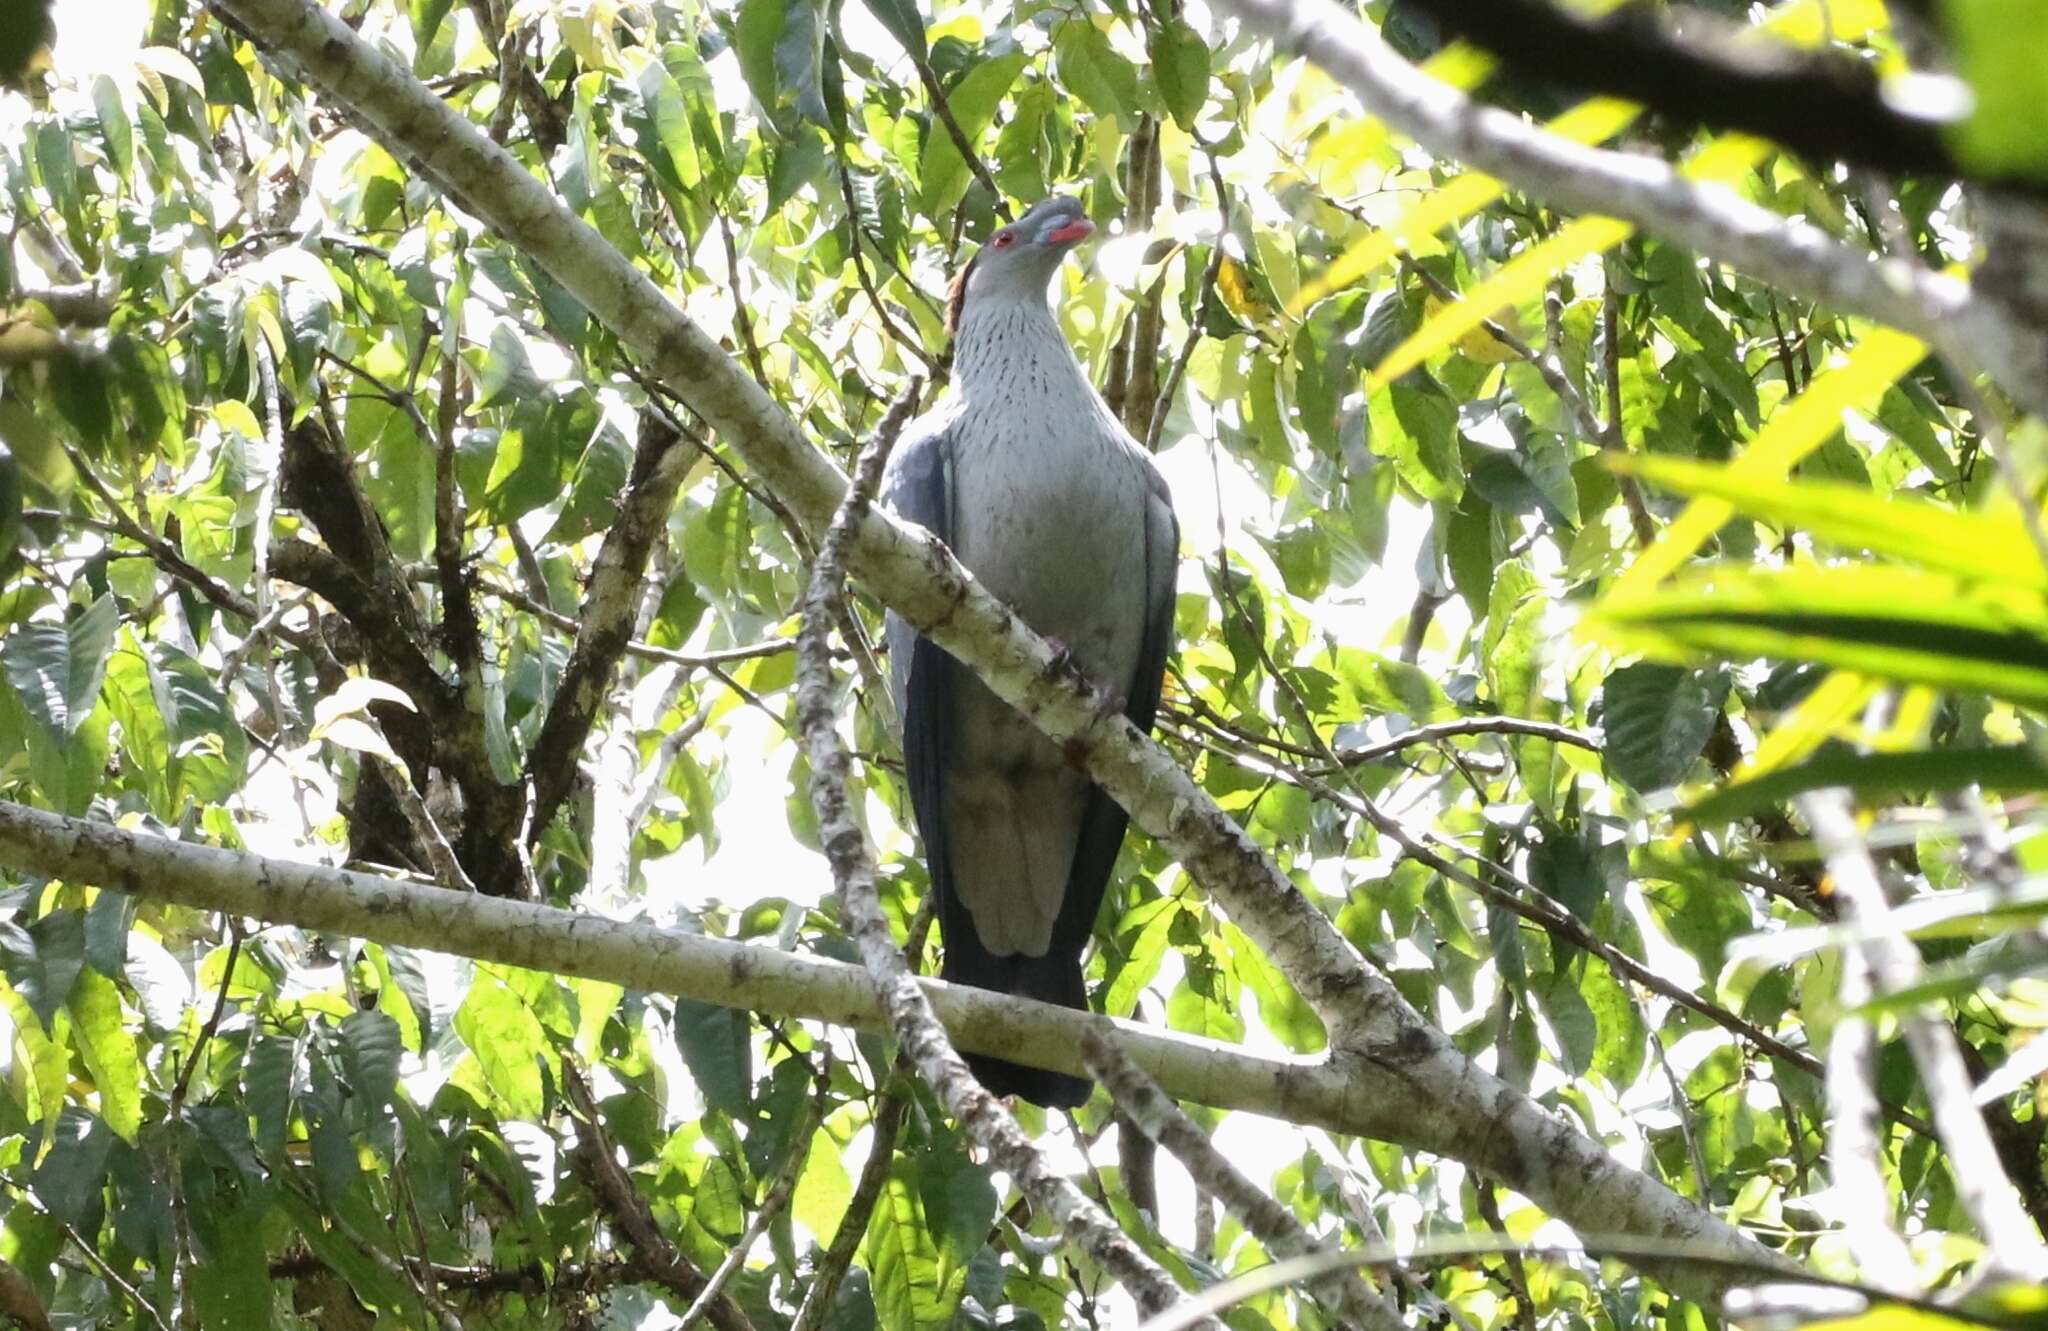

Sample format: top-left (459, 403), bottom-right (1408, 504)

top-left (0, 0), bottom-right (2045, 1328)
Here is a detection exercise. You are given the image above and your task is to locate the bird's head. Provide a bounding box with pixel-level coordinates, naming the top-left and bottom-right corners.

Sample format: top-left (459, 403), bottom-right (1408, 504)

top-left (945, 196), bottom-right (1095, 335)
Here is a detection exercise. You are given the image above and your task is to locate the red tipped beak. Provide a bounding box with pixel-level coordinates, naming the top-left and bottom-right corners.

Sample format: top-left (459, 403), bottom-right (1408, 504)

top-left (1043, 217), bottom-right (1094, 246)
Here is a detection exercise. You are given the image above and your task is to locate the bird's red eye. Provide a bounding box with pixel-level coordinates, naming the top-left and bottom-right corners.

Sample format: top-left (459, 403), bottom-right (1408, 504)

top-left (991, 231), bottom-right (1015, 248)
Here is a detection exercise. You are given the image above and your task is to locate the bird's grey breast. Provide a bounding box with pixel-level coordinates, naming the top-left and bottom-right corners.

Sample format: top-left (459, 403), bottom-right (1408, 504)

top-left (950, 407), bottom-right (1153, 685)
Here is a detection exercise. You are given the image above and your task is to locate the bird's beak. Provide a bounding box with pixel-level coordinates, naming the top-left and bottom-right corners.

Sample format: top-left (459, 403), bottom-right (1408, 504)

top-left (1038, 214), bottom-right (1094, 247)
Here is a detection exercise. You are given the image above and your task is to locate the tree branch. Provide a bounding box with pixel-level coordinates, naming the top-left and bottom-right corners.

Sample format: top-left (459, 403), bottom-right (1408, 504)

top-left (1801, 789), bottom-right (2048, 1281)
top-left (524, 410), bottom-right (691, 836)
top-left (789, 1068), bottom-right (909, 1331)
top-left (563, 1061), bottom-right (754, 1330)
top-left (1394, 0), bottom-right (1968, 184)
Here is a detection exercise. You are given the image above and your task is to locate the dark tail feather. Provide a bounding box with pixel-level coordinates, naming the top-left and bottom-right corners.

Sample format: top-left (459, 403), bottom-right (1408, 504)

top-left (944, 949), bottom-right (1092, 1109)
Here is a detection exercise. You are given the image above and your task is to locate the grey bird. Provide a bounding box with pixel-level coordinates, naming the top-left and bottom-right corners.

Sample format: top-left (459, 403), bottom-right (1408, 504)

top-left (882, 195), bottom-right (1180, 1108)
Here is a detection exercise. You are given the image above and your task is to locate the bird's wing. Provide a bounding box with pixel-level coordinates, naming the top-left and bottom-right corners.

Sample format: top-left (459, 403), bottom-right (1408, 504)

top-left (880, 414), bottom-right (957, 939)
top-left (1129, 462), bottom-right (1182, 735)
top-left (1046, 457), bottom-right (1180, 962)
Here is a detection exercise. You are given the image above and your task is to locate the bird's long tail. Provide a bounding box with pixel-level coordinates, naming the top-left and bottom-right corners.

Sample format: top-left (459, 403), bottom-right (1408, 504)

top-left (941, 949), bottom-right (1093, 1109)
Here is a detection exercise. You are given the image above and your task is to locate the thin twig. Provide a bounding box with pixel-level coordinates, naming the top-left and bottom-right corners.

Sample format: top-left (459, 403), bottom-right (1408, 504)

top-left (1326, 715), bottom-right (1599, 768)
top-left (564, 1060), bottom-right (756, 1330)
top-left (53, 1212), bottom-right (173, 1331)
top-left (677, 1102), bottom-right (817, 1329)
top-left (483, 577), bottom-right (795, 669)
top-left (789, 1068), bottom-right (911, 1331)
top-left (1649, 1024), bottom-right (1711, 1203)
top-left (1082, 1031), bottom-right (1397, 1331)
top-left (170, 920), bottom-right (246, 1111)
top-left (1473, 1183), bottom-right (1538, 1331)
top-left (718, 210), bottom-right (771, 387)
top-left (834, 155), bottom-right (937, 373)
top-left (1145, 155), bottom-right (1229, 454)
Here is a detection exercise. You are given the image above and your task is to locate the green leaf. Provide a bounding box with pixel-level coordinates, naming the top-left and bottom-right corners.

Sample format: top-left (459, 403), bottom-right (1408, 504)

top-left (187, 1202), bottom-right (279, 1327)
top-left (1538, 969), bottom-right (1597, 1075)
top-left (33, 1109), bottom-right (112, 1227)
top-left (1054, 20), bottom-right (1139, 127)
top-left (862, 0), bottom-right (926, 56)
top-left (775, 0), bottom-right (829, 126)
top-left (66, 969), bottom-right (141, 1143)
top-left (866, 1157), bottom-right (960, 1331)
top-left (548, 426), bottom-right (633, 545)
top-left (735, 0), bottom-right (788, 116)
top-left (1527, 823), bottom-right (1605, 924)
top-left (918, 1133), bottom-right (995, 1277)
top-left (1581, 953), bottom-right (1646, 1087)
top-left (245, 1034), bottom-right (298, 1156)
top-left (1148, 19), bottom-right (1210, 131)
top-left (147, 644), bottom-right (247, 804)
top-left (673, 997), bottom-right (753, 1117)
top-left (1618, 452), bottom-right (2044, 589)
top-left (1587, 564), bottom-right (2048, 707)
top-left (793, 1124), bottom-right (853, 1246)
top-left (91, 75), bottom-right (134, 181)
top-left (473, 323), bottom-right (547, 412)
top-left (1, 594), bottom-right (116, 738)
top-left (1105, 899), bottom-right (1176, 1017)
top-left (630, 59), bottom-right (701, 191)
top-left (1601, 662), bottom-right (1729, 792)
top-left (1688, 746), bottom-right (2048, 824)
top-left (13, 911), bottom-right (85, 1030)
top-left (454, 972), bottom-right (549, 1119)
top-left (338, 1010), bottom-right (403, 1123)
top-left (1368, 381), bottom-right (1463, 502)
top-left (919, 53), bottom-right (1026, 213)
top-left (1226, 923), bottom-right (1325, 1052)
top-left (1942, 0), bottom-right (2048, 180)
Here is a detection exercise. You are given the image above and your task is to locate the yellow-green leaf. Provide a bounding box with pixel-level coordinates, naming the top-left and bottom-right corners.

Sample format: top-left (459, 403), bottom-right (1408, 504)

top-left (1587, 563), bottom-right (2048, 707)
top-left (1609, 325), bottom-right (1928, 597)
top-left (66, 969), bottom-right (141, 1143)
top-left (1617, 453), bottom-right (2045, 589)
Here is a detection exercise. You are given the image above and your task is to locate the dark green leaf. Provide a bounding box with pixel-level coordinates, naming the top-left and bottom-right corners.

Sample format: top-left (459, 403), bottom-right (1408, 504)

top-left (673, 996), bottom-right (753, 1117)
top-left (1689, 746), bottom-right (2048, 824)
top-left (1, 594), bottom-right (116, 738)
top-left (862, 0), bottom-right (926, 57)
top-left (1054, 20), bottom-right (1139, 126)
top-left (1601, 662), bottom-right (1729, 792)
top-left (1148, 19), bottom-right (1210, 131)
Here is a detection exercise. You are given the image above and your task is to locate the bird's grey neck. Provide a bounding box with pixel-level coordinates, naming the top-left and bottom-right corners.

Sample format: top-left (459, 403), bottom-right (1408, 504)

top-left (951, 298), bottom-right (1091, 402)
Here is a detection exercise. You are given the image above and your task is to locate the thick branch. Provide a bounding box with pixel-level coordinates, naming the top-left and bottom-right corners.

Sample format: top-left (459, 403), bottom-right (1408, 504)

top-left (525, 412), bottom-right (690, 834)
top-left (0, 799), bottom-right (1399, 1140)
top-left (1398, 0), bottom-right (1965, 183)
top-left (269, 538), bottom-right (454, 722)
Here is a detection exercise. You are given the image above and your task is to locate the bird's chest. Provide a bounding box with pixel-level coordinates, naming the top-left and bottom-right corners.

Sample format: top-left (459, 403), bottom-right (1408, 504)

top-left (949, 418), bottom-right (1149, 678)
